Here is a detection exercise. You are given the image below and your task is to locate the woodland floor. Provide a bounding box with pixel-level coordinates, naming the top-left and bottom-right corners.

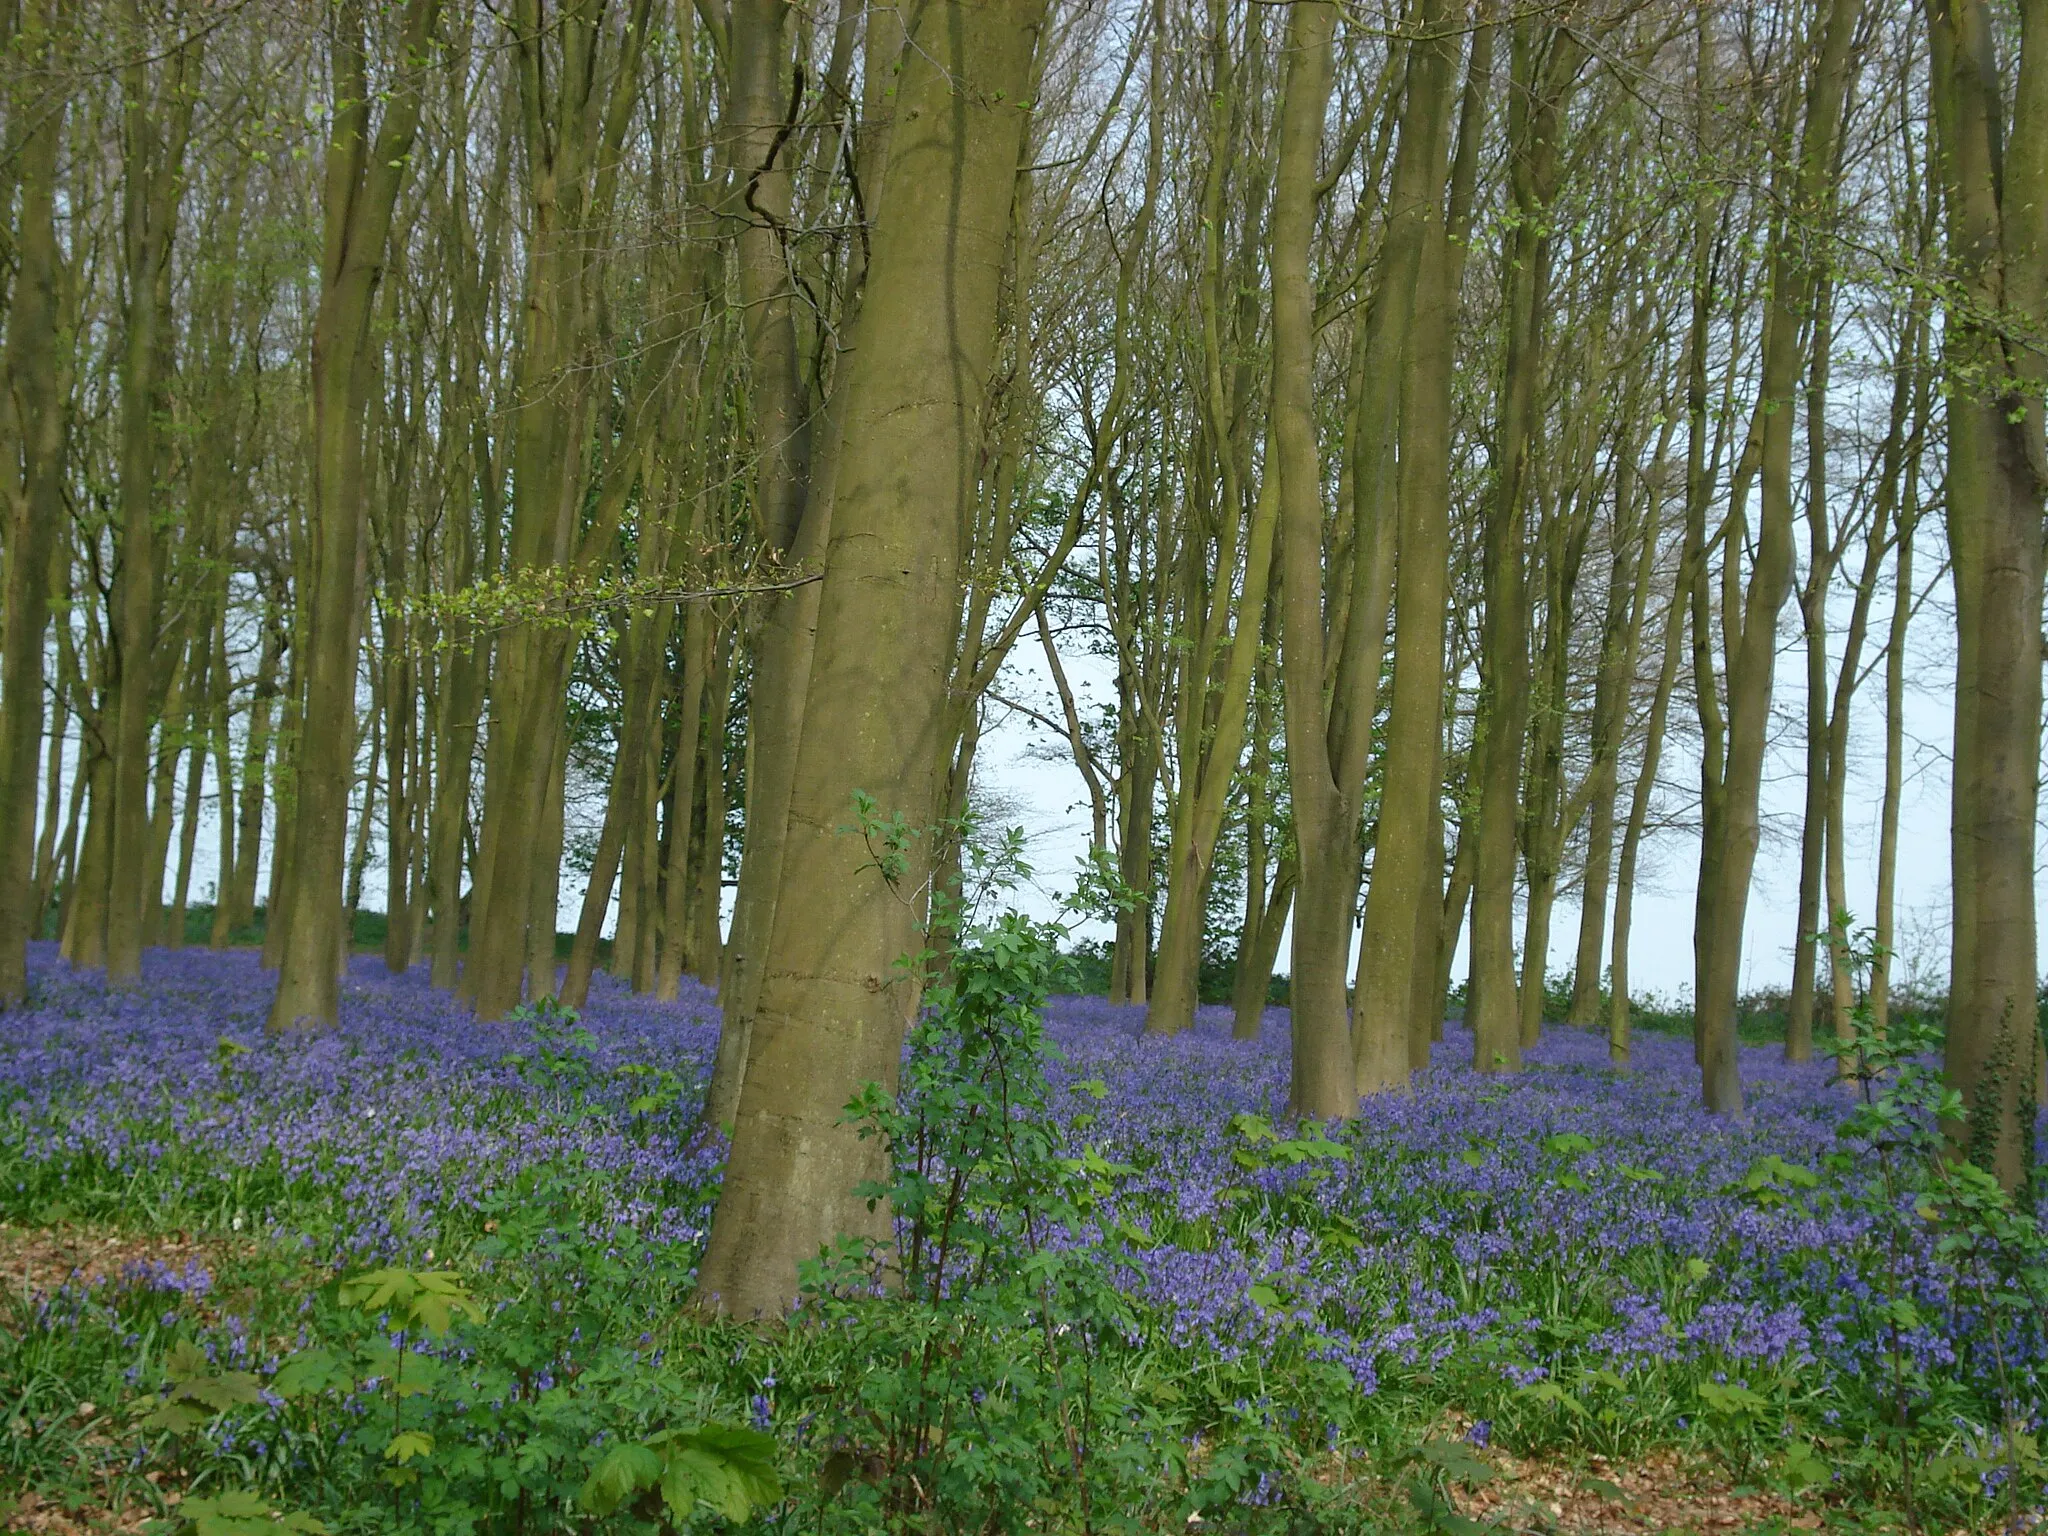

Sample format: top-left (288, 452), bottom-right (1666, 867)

top-left (0, 943), bottom-right (2042, 1534)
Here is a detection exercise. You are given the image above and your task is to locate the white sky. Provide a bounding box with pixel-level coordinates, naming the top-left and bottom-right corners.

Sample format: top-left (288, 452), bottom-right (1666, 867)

top-left (976, 572), bottom-right (1983, 1005)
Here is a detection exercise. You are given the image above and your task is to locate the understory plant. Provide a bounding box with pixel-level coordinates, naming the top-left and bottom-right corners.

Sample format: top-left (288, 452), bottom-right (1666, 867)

top-left (790, 905), bottom-right (1334, 1533)
top-left (1819, 918), bottom-right (2048, 1533)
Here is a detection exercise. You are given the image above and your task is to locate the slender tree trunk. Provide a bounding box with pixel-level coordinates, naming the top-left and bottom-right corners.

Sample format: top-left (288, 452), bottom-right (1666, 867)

top-left (269, 0), bottom-right (440, 1031)
top-left (1610, 564), bottom-right (1687, 1070)
top-left (1357, 10), bottom-right (1489, 1084)
top-left (1870, 303), bottom-right (1930, 1041)
top-left (693, 630), bottom-right (732, 984)
top-left (1568, 406), bottom-right (1673, 1029)
top-left (228, 614), bottom-right (281, 935)
top-left (563, 587), bottom-right (673, 1008)
top-left (1471, 22), bottom-right (1581, 1073)
top-left (1692, 0), bottom-right (1861, 1114)
top-left (1109, 731), bottom-right (1156, 1005)
top-left (33, 641), bottom-right (72, 936)
top-left (166, 697), bottom-right (207, 948)
top-left (0, 17), bottom-right (69, 1004)
top-left (522, 691), bottom-right (570, 1000)
top-left (104, 16), bottom-right (197, 985)
top-left (1871, 498), bottom-right (1916, 1037)
top-left (206, 611), bottom-right (236, 946)
top-left (1231, 855), bottom-right (1294, 1041)
top-left (656, 604), bottom-right (710, 1001)
top-left (1271, 1), bottom-right (1355, 1114)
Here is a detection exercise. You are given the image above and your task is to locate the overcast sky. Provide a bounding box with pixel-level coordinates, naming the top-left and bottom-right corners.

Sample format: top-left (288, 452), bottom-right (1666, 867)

top-left (976, 561), bottom-right (1983, 1005)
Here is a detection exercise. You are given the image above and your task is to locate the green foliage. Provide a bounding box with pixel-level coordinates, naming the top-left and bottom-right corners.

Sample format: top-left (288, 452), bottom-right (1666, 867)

top-left (785, 908), bottom-right (1350, 1532)
top-left (578, 1423), bottom-right (781, 1523)
top-left (138, 1340), bottom-right (263, 1434)
top-left (1818, 918), bottom-right (2048, 1534)
top-left (3, 901), bottom-right (2026, 1535)
top-left (153, 1489), bottom-right (331, 1536)
top-left (336, 1269), bottom-right (486, 1338)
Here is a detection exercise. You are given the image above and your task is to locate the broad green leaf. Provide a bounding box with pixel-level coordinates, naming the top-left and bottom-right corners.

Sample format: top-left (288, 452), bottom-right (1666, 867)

top-left (163, 1340), bottom-right (212, 1382)
top-left (1698, 1381), bottom-right (1767, 1416)
top-left (189, 1373), bottom-right (262, 1410)
top-left (383, 1430), bottom-right (435, 1464)
top-left (178, 1489), bottom-right (331, 1536)
top-left (140, 1399), bottom-right (213, 1434)
top-left (579, 1443), bottom-right (663, 1514)
top-left (1413, 1438), bottom-right (1494, 1487)
top-left (270, 1348), bottom-right (346, 1400)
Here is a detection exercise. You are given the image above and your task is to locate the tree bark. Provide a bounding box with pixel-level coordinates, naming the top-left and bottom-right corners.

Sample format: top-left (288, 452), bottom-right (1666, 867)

top-left (1469, 20), bottom-right (1582, 1073)
top-left (0, 8), bottom-right (68, 1003)
top-left (1927, 0), bottom-right (2048, 1188)
top-left (1357, 9), bottom-right (1490, 1082)
top-left (696, 0), bottom-right (1046, 1315)
top-left (269, 0), bottom-right (441, 1031)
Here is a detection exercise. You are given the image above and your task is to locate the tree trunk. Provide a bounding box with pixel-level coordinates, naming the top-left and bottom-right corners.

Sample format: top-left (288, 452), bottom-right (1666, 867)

top-left (1231, 854), bottom-right (1294, 1041)
top-left (0, 18), bottom-right (68, 1005)
top-left (1470, 21), bottom-right (1581, 1073)
top-left (1928, 0), bottom-right (2048, 1188)
top-left (696, 0), bottom-right (1046, 1316)
top-left (269, 0), bottom-right (439, 1031)
top-left (656, 604), bottom-right (710, 1001)
top-left (104, 17), bottom-right (197, 985)
top-left (693, 628), bottom-right (732, 984)
top-left (1357, 11), bottom-right (1489, 1082)
top-left (1691, 0), bottom-right (1861, 1114)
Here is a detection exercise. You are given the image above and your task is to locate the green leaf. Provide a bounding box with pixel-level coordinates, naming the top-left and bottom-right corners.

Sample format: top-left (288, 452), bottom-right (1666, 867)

top-left (1685, 1257), bottom-right (1710, 1282)
top-left (1402, 1474), bottom-right (1490, 1535)
top-left (1741, 1155), bottom-right (1818, 1193)
top-left (383, 1430), bottom-right (435, 1464)
top-left (269, 1348), bottom-right (346, 1400)
top-left (588, 1424), bottom-right (782, 1524)
top-left (338, 1267), bottom-right (484, 1336)
top-left (669, 1425), bottom-right (782, 1520)
top-left (1247, 1282), bottom-right (1283, 1311)
top-left (1413, 1438), bottom-right (1494, 1487)
top-left (1774, 1439), bottom-right (1830, 1493)
top-left (177, 1490), bottom-right (331, 1536)
top-left (185, 1370), bottom-right (264, 1411)
top-left (1544, 1132), bottom-right (1595, 1157)
top-left (140, 1399), bottom-right (213, 1434)
top-left (1697, 1381), bottom-right (1767, 1417)
top-left (578, 1442), bottom-right (663, 1515)
top-left (163, 1339), bottom-right (213, 1383)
